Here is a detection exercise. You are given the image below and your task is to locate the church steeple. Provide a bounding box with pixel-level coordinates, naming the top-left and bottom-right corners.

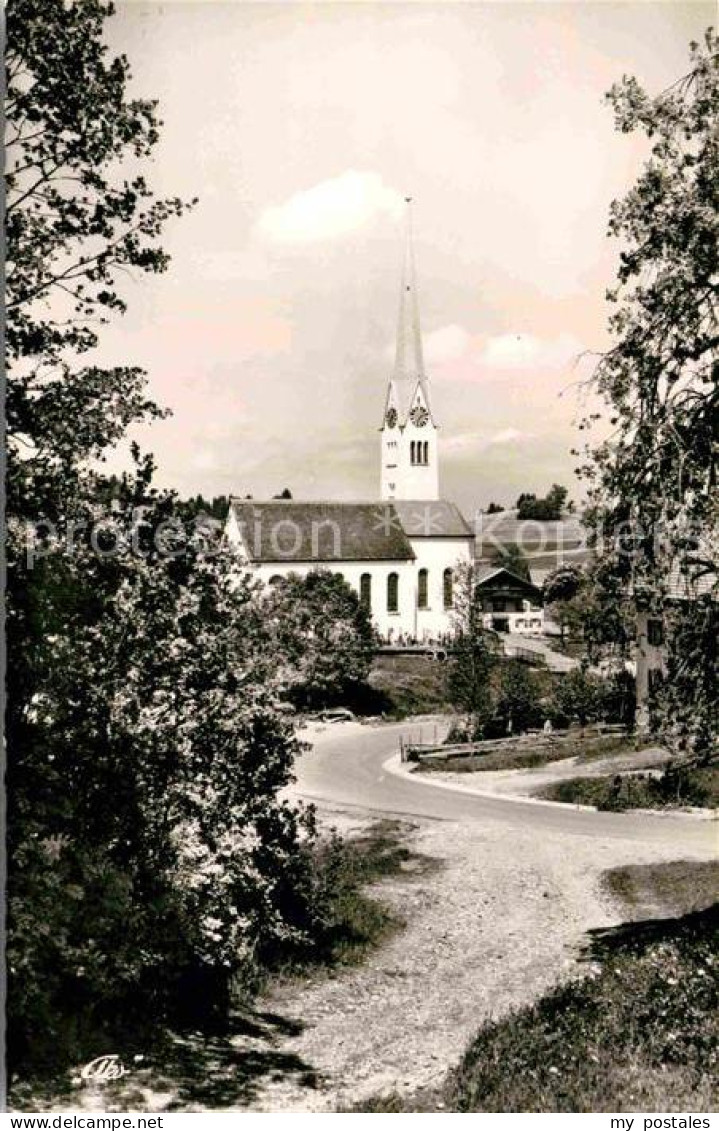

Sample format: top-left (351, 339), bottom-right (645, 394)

top-left (393, 198), bottom-right (426, 389)
top-left (380, 199), bottom-right (439, 501)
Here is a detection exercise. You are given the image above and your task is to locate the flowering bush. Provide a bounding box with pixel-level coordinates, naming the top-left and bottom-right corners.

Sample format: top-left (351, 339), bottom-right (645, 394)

top-left (7, 475), bottom-right (318, 1070)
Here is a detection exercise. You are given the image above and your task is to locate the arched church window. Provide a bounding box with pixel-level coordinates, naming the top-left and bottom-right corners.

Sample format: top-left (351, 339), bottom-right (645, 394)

top-left (418, 568), bottom-right (428, 609)
top-left (410, 440), bottom-right (416, 465)
top-left (387, 572), bottom-right (399, 613)
top-left (360, 572), bottom-right (372, 610)
top-left (423, 441), bottom-right (429, 464)
top-left (443, 568), bottom-right (453, 609)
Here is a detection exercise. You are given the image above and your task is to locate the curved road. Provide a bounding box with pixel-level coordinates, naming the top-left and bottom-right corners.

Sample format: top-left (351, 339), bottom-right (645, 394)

top-left (293, 720), bottom-right (718, 854)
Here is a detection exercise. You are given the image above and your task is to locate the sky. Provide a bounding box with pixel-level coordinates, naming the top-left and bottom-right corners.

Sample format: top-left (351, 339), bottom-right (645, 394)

top-left (97, 0), bottom-right (713, 515)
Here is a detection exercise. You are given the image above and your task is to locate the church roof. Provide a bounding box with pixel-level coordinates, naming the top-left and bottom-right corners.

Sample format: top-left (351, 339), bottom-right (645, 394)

top-left (228, 499), bottom-right (416, 563)
top-left (392, 499), bottom-right (473, 538)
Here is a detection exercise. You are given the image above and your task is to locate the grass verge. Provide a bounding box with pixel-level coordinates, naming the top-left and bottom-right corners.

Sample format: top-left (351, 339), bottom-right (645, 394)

top-left (367, 654), bottom-right (452, 717)
top-left (352, 859), bottom-right (719, 1113)
top-left (417, 734), bottom-right (634, 774)
top-left (537, 765), bottom-right (719, 811)
top-left (271, 818), bottom-right (438, 974)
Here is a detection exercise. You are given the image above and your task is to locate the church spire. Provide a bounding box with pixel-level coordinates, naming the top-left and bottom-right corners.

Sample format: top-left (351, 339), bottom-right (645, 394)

top-left (380, 199), bottom-right (439, 502)
top-left (393, 197), bottom-right (426, 386)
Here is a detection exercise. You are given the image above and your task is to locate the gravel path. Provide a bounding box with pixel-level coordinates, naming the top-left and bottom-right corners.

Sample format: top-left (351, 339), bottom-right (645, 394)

top-left (234, 806), bottom-right (713, 1112)
top-left (23, 724), bottom-right (717, 1113)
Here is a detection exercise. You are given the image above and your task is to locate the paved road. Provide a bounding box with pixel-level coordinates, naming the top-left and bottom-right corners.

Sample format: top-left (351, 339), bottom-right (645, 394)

top-left (292, 720), bottom-right (718, 854)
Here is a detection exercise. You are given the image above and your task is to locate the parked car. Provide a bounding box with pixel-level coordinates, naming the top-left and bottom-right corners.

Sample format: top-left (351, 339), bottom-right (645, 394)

top-left (317, 707), bottom-right (355, 723)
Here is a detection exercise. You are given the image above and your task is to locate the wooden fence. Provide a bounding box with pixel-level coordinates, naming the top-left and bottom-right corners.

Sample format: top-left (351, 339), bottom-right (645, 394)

top-left (399, 722), bottom-right (628, 764)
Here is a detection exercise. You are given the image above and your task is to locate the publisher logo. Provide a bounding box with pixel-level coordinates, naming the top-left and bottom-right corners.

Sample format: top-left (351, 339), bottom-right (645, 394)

top-left (80, 1054), bottom-right (127, 1083)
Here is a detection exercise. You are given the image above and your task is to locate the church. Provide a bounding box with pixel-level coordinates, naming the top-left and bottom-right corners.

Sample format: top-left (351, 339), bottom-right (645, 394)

top-left (225, 202), bottom-right (475, 641)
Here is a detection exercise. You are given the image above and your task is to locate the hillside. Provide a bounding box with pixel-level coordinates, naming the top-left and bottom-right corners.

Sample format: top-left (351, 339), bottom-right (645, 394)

top-left (474, 509), bottom-right (591, 585)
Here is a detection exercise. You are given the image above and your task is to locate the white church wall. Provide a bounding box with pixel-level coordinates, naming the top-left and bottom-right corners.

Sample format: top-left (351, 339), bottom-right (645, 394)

top-left (408, 536), bottom-right (473, 639)
top-left (250, 559), bottom-right (418, 640)
top-left (224, 546), bottom-right (474, 642)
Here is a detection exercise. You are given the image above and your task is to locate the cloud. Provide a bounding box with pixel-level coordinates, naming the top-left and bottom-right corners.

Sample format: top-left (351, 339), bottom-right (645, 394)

top-left (489, 427), bottom-right (526, 445)
top-left (256, 170), bottom-right (404, 244)
top-left (477, 332), bottom-right (583, 371)
top-left (443, 427), bottom-right (531, 455)
top-left (423, 325), bottom-right (586, 383)
top-left (423, 323), bottom-right (473, 365)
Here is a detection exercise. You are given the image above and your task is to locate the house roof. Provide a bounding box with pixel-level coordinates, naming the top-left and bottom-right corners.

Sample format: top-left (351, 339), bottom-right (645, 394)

top-left (474, 566), bottom-right (544, 601)
top-left (392, 499), bottom-right (473, 538)
top-left (228, 499), bottom-right (416, 563)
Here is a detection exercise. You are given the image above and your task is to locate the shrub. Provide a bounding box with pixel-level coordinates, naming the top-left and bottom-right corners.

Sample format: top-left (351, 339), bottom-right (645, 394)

top-left (550, 668), bottom-right (604, 726)
top-left (7, 485), bottom-right (319, 1075)
top-left (540, 766), bottom-right (719, 811)
top-left (262, 571), bottom-right (376, 710)
top-left (493, 661), bottom-right (543, 733)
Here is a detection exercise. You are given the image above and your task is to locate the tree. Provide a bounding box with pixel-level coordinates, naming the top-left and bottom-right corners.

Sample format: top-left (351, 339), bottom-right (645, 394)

top-left (516, 485), bottom-right (569, 521)
top-left (494, 661), bottom-right (542, 734)
top-left (447, 564), bottom-right (500, 737)
top-left (262, 571), bottom-right (376, 709)
top-left (550, 668), bottom-right (604, 727)
top-left (176, 493), bottom-right (230, 521)
top-left (8, 474), bottom-right (317, 1067)
top-left (651, 597), bottom-right (717, 756)
top-left (543, 561), bottom-right (635, 657)
top-left (598, 664), bottom-right (636, 728)
top-left (543, 564), bottom-right (586, 645)
top-left (5, 0), bottom-right (316, 1071)
top-left (543, 563), bottom-right (585, 606)
top-left (6, 0), bottom-right (197, 529)
top-left (546, 484), bottom-right (569, 516)
top-left (6, 0), bottom-right (195, 366)
top-left (582, 30), bottom-right (718, 759)
top-left (490, 543), bottom-right (531, 581)
top-left (486, 501), bottom-right (505, 514)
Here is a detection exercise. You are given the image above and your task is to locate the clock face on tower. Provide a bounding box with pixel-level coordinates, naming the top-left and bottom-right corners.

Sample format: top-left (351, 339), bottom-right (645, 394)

top-left (409, 404), bottom-right (429, 427)
top-left (385, 407), bottom-right (398, 428)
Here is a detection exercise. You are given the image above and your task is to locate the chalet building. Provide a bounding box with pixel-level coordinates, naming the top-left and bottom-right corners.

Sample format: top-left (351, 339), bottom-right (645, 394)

top-left (225, 201), bottom-right (474, 640)
top-left (474, 566), bottom-right (545, 635)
